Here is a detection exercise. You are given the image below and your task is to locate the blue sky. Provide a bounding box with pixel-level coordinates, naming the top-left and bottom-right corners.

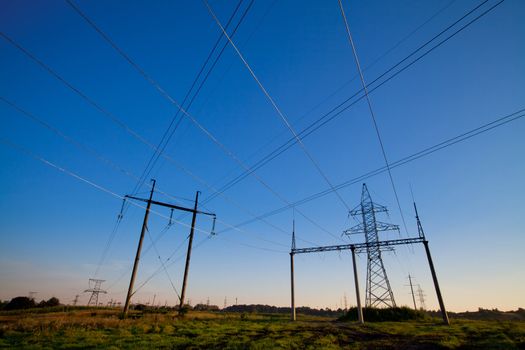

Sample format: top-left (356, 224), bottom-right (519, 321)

top-left (1, 0), bottom-right (524, 311)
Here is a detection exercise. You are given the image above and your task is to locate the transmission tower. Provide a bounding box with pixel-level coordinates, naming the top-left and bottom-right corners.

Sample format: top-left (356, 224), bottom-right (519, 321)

top-left (345, 183), bottom-right (398, 308)
top-left (72, 294), bottom-right (79, 306)
top-left (84, 279), bottom-right (107, 306)
top-left (417, 285), bottom-right (427, 310)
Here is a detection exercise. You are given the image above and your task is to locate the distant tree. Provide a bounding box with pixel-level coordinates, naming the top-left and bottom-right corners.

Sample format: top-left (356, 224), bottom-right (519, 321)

top-left (5, 296), bottom-right (36, 310)
top-left (38, 297), bottom-right (60, 308)
top-left (193, 303), bottom-right (220, 311)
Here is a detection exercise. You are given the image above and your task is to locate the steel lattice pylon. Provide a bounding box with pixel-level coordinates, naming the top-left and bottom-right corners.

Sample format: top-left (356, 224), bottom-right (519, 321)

top-left (84, 279), bottom-right (107, 306)
top-left (345, 184), bottom-right (398, 308)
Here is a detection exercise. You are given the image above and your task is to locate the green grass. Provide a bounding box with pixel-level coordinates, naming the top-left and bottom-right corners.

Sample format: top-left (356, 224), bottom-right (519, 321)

top-left (0, 309), bottom-right (524, 349)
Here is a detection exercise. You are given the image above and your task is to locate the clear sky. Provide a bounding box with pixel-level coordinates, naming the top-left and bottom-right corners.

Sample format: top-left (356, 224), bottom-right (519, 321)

top-left (1, 0), bottom-right (524, 312)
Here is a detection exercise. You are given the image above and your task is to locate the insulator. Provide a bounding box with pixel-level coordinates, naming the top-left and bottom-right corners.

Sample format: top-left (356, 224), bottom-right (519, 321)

top-left (210, 215), bottom-right (217, 235)
top-left (168, 208), bottom-right (174, 226)
top-left (117, 198), bottom-right (126, 220)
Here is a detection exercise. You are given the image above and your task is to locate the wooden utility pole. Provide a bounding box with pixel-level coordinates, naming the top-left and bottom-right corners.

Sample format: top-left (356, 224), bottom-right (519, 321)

top-left (123, 179), bottom-right (156, 316)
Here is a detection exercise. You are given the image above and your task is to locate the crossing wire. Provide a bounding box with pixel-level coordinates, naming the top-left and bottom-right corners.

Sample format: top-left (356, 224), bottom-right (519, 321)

top-left (0, 30), bottom-right (324, 251)
top-left (217, 107), bottom-right (525, 232)
top-left (58, 3), bottom-right (339, 243)
top-left (0, 136), bottom-right (290, 289)
top-left (337, 0), bottom-right (409, 234)
top-left (204, 0), bottom-right (457, 191)
top-left (0, 96), bottom-right (230, 275)
top-left (64, 0), bottom-right (251, 198)
top-left (1, 96), bottom-right (305, 280)
top-left (145, 226), bottom-right (181, 301)
top-left (0, 135), bottom-right (297, 298)
top-left (200, 0), bottom-right (506, 205)
top-left (203, 0), bottom-right (351, 212)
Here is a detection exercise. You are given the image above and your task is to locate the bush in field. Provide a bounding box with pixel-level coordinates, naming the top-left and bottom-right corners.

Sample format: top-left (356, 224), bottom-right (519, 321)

top-left (5, 296), bottom-right (36, 310)
top-left (38, 297), bottom-right (60, 308)
top-left (193, 303), bottom-right (220, 311)
top-left (338, 306), bottom-right (428, 322)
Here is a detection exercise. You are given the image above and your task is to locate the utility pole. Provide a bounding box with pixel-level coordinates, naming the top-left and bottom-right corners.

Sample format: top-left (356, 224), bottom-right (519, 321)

top-left (290, 219), bottom-right (296, 321)
top-left (415, 202), bottom-right (449, 325)
top-left (290, 187), bottom-right (450, 326)
top-left (408, 274), bottom-right (417, 310)
top-left (350, 246), bottom-right (364, 324)
top-left (179, 191), bottom-right (199, 314)
top-left (122, 184), bottom-right (215, 317)
top-left (72, 294), bottom-right (79, 306)
top-left (123, 179), bottom-right (156, 316)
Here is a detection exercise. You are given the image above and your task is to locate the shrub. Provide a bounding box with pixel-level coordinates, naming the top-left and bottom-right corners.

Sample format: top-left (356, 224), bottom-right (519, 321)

top-left (5, 296), bottom-right (36, 310)
top-left (38, 297), bottom-right (60, 308)
top-left (338, 306), bottom-right (428, 322)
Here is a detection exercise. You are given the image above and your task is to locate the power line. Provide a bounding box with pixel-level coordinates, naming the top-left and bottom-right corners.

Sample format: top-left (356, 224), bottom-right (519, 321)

top-left (0, 136), bottom-right (301, 284)
top-left (212, 0), bottom-right (456, 183)
top-left (1, 96), bottom-right (306, 275)
top-left (64, 0), bottom-right (252, 197)
top-left (1, 31), bottom-right (320, 254)
top-left (0, 138), bottom-right (223, 237)
top-left (20, 3), bottom-right (337, 244)
top-left (145, 226), bottom-right (181, 301)
top-left (0, 96), bottom-right (219, 276)
top-left (204, 0), bottom-right (351, 212)
top-left (337, 0), bottom-right (408, 234)
top-left (199, 0), bottom-right (505, 205)
top-left (217, 107), bottom-right (525, 232)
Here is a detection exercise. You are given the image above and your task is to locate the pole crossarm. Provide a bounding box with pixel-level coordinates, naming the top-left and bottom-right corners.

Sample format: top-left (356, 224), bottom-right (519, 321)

top-left (124, 195), bottom-right (215, 217)
top-left (292, 236), bottom-right (425, 255)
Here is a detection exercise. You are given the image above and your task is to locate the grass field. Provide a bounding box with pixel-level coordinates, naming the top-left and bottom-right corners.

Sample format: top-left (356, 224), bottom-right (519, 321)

top-left (1, 308), bottom-right (524, 349)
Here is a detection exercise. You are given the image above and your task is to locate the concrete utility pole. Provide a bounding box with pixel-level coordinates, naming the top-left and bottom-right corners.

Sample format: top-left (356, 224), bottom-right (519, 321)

top-left (179, 191), bottom-right (199, 314)
top-left (351, 246), bottom-right (364, 324)
top-left (424, 240), bottom-right (449, 325)
top-left (290, 219), bottom-right (296, 321)
top-left (414, 202), bottom-right (449, 325)
top-left (123, 179), bottom-right (156, 316)
top-left (290, 189), bottom-right (450, 326)
top-left (122, 183), bottom-right (215, 317)
top-left (408, 274), bottom-right (417, 310)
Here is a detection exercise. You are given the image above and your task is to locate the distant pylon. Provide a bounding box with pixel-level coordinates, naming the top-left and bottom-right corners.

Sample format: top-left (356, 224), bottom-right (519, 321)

top-left (344, 184), bottom-right (398, 308)
top-left (84, 279), bottom-right (107, 306)
top-left (72, 294), bottom-right (79, 306)
top-left (417, 285), bottom-right (427, 310)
